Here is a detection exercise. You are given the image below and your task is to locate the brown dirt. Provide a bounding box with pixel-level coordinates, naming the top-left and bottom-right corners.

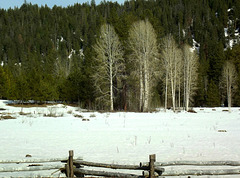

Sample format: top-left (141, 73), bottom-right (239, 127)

top-left (7, 103), bottom-right (56, 108)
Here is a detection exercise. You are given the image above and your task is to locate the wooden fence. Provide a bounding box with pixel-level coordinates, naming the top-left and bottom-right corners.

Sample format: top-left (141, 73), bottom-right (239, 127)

top-left (1, 150), bottom-right (240, 177)
top-left (62, 150), bottom-right (163, 177)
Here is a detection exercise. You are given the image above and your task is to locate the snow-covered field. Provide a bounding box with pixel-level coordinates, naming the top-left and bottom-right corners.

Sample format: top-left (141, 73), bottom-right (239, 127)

top-left (0, 100), bottom-right (240, 177)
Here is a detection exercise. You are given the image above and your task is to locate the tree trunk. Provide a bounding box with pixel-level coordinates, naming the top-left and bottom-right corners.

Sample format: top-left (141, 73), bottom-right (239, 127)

top-left (165, 72), bottom-right (168, 111)
top-left (139, 67), bottom-right (143, 112)
top-left (110, 67), bottom-right (114, 111)
top-left (178, 76), bottom-right (181, 109)
top-left (185, 67), bottom-right (189, 111)
top-left (171, 78), bottom-right (176, 111)
top-left (143, 57), bottom-right (149, 112)
top-left (227, 75), bottom-right (231, 112)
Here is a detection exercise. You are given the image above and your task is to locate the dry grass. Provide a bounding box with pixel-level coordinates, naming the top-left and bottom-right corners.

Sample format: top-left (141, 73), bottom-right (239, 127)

top-left (7, 103), bottom-right (54, 108)
top-left (67, 110), bottom-right (73, 114)
top-left (218, 130), bottom-right (227, 132)
top-left (19, 112), bottom-right (31, 115)
top-left (222, 109), bottom-right (229, 112)
top-left (82, 118), bottom-right (90, 121)
top-left (44, 113), bottom-right (64, 117)
top-left (0, 115), bottom-right (16, 120)
top-left (188, 109), bottom-right (197, 113)
top-left (74, 114), bottom-right (83, 118)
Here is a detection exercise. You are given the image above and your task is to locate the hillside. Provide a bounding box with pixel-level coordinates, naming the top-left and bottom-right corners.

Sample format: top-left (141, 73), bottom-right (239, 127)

top-left (0, 0), bottom-right (240, 110)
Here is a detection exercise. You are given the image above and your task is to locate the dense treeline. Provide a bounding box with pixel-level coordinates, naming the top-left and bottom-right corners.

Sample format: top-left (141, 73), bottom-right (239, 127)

top-left (0, 0), bottom-right (240, 111)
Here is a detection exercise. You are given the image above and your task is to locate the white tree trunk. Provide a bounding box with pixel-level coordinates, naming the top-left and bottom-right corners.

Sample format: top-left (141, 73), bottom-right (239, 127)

top-left (165, 73), bottom-right (168, 111)
top-left (171, 71), bottom-right (176, 111)
top-left (227, 71), bottom-right (232, 112)
top-left (139, 66), bottom-right (143, 112)
top-left (110, 56), bottom-right (114, 111)
top-left (143, 57), bottom-right (149, 112)
top-left (185, 62), bottom-right (189, 111)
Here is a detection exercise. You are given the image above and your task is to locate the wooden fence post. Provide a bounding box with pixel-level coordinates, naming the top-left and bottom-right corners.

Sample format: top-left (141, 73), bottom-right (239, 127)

top-left (149, 154), bottom-right (156, 178)
top-left (69, 150), bottom-right (74, 178)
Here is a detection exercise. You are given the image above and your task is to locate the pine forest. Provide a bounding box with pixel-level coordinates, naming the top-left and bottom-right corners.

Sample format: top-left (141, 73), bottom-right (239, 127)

top-left (0, 0), bottom-right (240, 112)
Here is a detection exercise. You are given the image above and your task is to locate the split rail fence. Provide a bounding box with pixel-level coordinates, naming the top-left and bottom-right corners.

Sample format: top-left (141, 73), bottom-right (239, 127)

top-left (1, 150), bottom-right (240, 177)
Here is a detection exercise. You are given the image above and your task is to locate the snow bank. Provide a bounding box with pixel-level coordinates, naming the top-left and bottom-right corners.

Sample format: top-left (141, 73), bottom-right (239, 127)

top-left (0, 100), bottom-right (240, 177)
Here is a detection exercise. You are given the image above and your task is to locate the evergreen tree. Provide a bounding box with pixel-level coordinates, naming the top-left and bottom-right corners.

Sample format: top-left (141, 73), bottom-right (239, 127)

top-left (206, 80), bottom-right (221, 107)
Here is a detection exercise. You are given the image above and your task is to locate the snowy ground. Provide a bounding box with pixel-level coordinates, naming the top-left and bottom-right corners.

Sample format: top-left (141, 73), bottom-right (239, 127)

top-left (0, 100), bottom-right (240, 177)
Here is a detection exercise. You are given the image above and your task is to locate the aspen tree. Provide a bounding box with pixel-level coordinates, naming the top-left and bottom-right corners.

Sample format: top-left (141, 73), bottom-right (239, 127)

top-left (128, 19), bottom-right (159, 112)
top-left (92, 24), bottom-right (124, 111)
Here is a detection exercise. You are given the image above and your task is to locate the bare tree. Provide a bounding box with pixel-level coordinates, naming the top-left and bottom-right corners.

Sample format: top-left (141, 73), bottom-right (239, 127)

top-left (183, 44), bottom-right (199, 111)
top-left (221, 60), bottom-right (237, 112)
top-left (161, 35), bottom-right (182, 112)
top-left (128, 19), bottom-right (159, 112)
top-left (92, 24), bottom-right (124, 111)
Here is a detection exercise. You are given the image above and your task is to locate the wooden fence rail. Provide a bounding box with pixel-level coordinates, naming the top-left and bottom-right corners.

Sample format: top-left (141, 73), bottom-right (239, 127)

top-left (0, 158), bottom-right (67, 175)
top-left (161, 168), bottom-right (240, 176)
top-left (61, 151), bottom-right (162, 178)
top-left (0, 164), bottom-right (64, 173)
top-left (153, 160), bottom-right (240, 167)
top-left (1, 151), bottom-right (240, 177)
top-left (0, 157), bottom-right (67, 164)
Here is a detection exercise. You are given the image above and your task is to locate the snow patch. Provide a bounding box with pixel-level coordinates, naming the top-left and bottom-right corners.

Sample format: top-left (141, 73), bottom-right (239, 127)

top-left (68, 49), bottom-right (76, 59)
top-left (79, 48), bottom-right (84, 57)
top-left (225, 7), bottom-right (240, 49)
top-left (60, 36), bottom-right (64, 42)
top-left (224, 28), bottom-right (228, 37)
top-left (14, 63), bottom-right (21, 66)
top-left (191, 37), bottom-right (200, 53)
top-left (182, 29), bottom-right (186, 38)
